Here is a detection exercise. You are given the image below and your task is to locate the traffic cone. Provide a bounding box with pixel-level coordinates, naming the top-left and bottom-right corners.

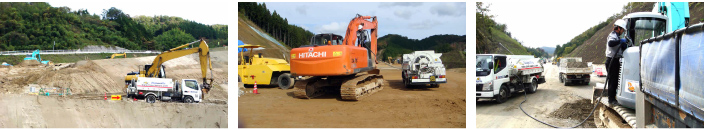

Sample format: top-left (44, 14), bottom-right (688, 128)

top-left (104, 93), bottom-right (107, 100)
top-left (253, 81), bottom-right (260, 94)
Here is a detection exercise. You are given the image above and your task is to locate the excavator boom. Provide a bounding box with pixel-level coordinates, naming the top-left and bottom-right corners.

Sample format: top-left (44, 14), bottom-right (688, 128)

top-left (343, 15), bottom-right (378, 63)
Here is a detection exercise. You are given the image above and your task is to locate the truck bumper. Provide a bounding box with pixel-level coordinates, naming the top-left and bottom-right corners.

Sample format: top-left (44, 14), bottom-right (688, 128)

top-left (409, 81), bottom-right (447, 85)
top-left (565, 78), bottom-right (590, 83)
top-left (410, 78), bottom-right (447, 85)
top-left (538, 78), bottom-right (546, 84)
top-left (476, 91), bottom-right (494, 98)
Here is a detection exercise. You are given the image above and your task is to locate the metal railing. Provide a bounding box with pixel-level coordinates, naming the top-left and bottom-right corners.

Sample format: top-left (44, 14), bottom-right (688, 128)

top-left (0, 49), bottom-right (161, 55)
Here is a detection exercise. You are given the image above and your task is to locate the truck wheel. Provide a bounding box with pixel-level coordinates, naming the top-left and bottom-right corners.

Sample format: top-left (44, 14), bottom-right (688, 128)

top-left (146, 95), bottom-right (156, 103)
top-left (184, 96), bottom-right (194, 103)
top-left (277, 73), bottom-right (294, 90)
top-left (495, 85), bottom-right (509, 103)
top-left (526, 79), bottom-right (538, 94)
top-left (559, 74), bottom-right (564, 83)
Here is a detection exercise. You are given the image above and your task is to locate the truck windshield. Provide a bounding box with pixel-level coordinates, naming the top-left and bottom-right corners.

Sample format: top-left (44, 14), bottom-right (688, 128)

top-left (185, 80), bottom-right (199, 90)
top-left (476, 55), bottom-right (492, 76)
top-left (631, 19), bottom-right (667, 46)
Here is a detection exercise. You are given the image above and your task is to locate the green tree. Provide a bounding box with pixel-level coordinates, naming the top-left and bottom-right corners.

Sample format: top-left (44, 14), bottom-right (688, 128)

top-left (153, 29), bottom-right (194, 51)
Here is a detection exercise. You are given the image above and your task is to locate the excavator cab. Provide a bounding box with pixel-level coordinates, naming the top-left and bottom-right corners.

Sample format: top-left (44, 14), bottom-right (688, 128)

top-left (143, 64), bottom-right (166, 78)
top-left (307, 33), bottom-right (343, 47)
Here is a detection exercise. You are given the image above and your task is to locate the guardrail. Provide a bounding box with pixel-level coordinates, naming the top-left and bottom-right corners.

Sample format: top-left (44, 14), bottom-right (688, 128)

top-left (0, 50), bottom-right (161, 55)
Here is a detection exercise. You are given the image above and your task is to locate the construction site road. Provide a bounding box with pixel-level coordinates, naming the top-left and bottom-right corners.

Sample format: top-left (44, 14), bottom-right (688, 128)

top-left (0, 48), bottom-right (229, 128)
top-left (238, 64), bottom-right (466, 128)
top-left (476, 64), bottom-right (604, 128)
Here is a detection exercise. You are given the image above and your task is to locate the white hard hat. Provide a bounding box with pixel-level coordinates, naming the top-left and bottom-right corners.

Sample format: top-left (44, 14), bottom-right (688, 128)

top-left (614, 19), bottom-right (627, 29)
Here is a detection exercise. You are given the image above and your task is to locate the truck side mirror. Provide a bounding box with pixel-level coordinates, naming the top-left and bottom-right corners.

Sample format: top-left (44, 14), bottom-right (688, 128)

top-left (488, 62), bottom-right (494, 69)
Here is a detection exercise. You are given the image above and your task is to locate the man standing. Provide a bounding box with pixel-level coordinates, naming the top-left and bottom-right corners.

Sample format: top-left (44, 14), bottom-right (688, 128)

top-left (605, 19), bottom-right (628, 105)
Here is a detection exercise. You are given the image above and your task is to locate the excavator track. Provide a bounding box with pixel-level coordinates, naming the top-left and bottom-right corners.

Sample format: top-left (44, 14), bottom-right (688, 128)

top-left (340, 74), bottom-right (384, 101)
top-left (293, 77), bottom-right (327, 99)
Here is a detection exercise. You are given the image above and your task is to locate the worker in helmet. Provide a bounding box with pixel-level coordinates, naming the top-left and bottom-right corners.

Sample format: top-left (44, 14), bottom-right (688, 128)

top-left (605, 19), bottom-right (629, 105)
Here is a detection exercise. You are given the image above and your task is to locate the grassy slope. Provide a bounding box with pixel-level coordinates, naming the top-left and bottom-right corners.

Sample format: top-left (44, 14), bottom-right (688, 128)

top-left (564, 2), bottom-right (664, 63)
top-left (488, 28), bottom-right (531, 55)
top-left (237, 12), bottom-right (290, 60)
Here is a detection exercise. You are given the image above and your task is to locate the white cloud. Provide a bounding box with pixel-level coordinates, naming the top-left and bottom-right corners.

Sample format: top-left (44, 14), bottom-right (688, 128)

top-left (430, 2), bottom-right (466, 17)
top-left (409, 20), bottom-right (441, 30)
top-left (394, 10), bottom-right (413, 19)
top-left (379, 2), bottom-right (423, 7)
top-left (316, 22), bottom-right (348, 35)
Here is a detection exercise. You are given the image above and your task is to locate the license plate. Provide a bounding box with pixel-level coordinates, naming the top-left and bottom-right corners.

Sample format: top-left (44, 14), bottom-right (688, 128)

top-left (576, 76), bottom-right (581, 78)
top-left (430, 76), bottom-right (436, 82)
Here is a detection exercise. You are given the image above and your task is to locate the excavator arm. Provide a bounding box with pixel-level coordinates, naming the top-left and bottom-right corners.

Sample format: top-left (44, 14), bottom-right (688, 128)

top-left (343, 14), bottom-right (378, 64)
top-left (144, 38), bottom-right (215, 92)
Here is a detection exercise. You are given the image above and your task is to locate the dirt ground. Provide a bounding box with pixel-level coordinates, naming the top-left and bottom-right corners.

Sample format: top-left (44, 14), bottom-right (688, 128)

top-left (238, 64), bottom-right (466, 128)
top-left (0, 48), bottom-right (229, 128)
top-left (476, 63), bottom-right (604, 128)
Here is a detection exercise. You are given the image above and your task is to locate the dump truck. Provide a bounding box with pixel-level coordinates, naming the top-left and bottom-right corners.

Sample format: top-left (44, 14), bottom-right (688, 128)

top-left (401, 50), bottom-right (446, 88)
top-left (476, 54), bottom-right (545, 103)
top-left (558, 57), bottom-right (591, 86)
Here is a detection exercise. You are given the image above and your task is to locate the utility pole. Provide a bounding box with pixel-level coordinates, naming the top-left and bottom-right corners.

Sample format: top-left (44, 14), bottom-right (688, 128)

top-left (53, 41), bottom-right (55, 50)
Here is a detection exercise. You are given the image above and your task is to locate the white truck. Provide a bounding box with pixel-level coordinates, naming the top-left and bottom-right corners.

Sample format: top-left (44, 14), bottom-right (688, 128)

top-left (558, 57), bottom-right (592, 86)
top-left (401, 51), bottom-right (447, 88)
top-left (126, 77), bottom-right (203, 103)
top-left (476, 54), bottom-right (546, 103)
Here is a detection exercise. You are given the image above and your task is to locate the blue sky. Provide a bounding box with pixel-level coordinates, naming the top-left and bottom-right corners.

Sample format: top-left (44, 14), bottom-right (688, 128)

top-left (264, 2), bottom-right (466, 40)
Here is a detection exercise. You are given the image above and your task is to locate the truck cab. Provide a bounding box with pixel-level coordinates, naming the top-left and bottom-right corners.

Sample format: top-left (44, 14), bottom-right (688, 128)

top-left (173, 79), bottom-right (203, 103)
top-left (476, 54), bottom-right (509, 101)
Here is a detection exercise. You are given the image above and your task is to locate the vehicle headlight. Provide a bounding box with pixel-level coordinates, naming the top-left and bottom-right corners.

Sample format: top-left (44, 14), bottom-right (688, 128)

top-left (483, 83), bottom-right (493, 91)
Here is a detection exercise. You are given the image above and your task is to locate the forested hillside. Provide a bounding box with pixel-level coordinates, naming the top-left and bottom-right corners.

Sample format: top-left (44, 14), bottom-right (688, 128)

top-left (556, 2), bottom-right (654, 62)
top-left (560, 2), bottom-right (704, 63)
top-left (378, 34), bottom-right (465, 59)
top-left (476, 2), bottom-right (549, 58)
top-left (0, 2), bottom-right (227, 51)
top-left (238, 2), bottom-right (314, 49)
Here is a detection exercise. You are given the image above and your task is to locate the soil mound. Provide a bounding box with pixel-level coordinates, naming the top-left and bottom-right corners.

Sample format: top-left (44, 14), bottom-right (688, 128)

top-left (567, 62), bottom-right (588, 68)
top-left (549, 99), bottom-right (596, 128)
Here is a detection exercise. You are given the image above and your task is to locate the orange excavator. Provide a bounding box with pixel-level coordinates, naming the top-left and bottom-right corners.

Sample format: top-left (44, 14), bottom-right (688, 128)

top-left (289, 14), bottom-right (383, 101)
